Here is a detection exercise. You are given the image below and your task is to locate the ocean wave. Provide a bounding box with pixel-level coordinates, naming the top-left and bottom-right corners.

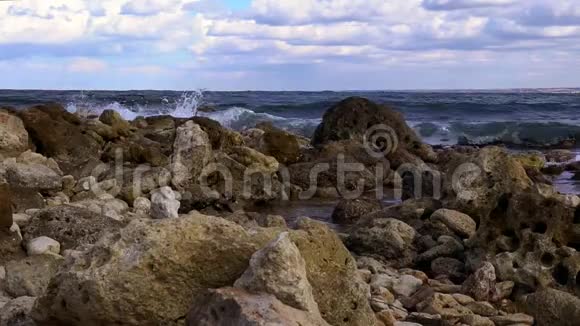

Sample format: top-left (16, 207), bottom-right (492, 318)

top-left (413, 121), bottom-right (580, 147)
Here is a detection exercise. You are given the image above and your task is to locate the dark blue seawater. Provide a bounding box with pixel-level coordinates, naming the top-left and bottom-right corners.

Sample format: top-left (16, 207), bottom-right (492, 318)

top-left (1, 89), bottom-right (580, 147)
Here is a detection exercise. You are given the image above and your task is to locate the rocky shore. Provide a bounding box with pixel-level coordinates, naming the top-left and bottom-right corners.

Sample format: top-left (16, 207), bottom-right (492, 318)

top-left (1, 97), bottom-right (580, 325)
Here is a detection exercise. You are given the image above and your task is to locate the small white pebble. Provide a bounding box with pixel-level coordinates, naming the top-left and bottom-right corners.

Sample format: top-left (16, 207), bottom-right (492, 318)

top-left (27, 236), bottom-right (61, 256)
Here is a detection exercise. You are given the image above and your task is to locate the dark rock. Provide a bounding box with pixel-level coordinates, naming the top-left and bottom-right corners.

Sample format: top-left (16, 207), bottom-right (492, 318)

top-left (332, 198), bottom-right (381, 225)
top-left (0, 227), bottom-right (25, 265)
top-left (192, 117), bottom-right (244, 151)
top-left (541, 164), bottom-right (565, 176)
top-left (4, 254), bottom-right (63, 297)
top-left (259, 124), bottom-right (301, 165)
top-left (22, 205), bottom-right (126, 250)
top-left (186, 288), bottom-right (330, 326)
top-left (99, 109), bottom-right (132, 137)
top-left (18, 104), bottom-right (102, 177)
top-left (521, 288), bottom-right (579, 326)
top-left (312, 97), bottom-right (435, 163)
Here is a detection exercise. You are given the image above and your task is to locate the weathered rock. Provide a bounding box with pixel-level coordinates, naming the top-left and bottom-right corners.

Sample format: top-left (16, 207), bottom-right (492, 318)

top-left (431, 257), bottom-right (465, 280)
top-left (347, 218), bottom-right (417, 267)
top-left (462, 262), bottom-right (496, 302)
top-left (521, 289), bottom-right (579, 326)
top-left (18, 104), bottom-right (102, 177)
top-left (332, 198), bottom-right (382, 225)
top-left (185, 287), bottom-right (330, 326)
top-left (441, 146), bottom-right (532, 223)
top-left (150, 187), bottom-right (180, 219)
top-left (4, 255), bottom-right (63, 297)
top-left (26, 236), bottom-right (61, 256)
top-left (258, 124), bottom-right (301, 165)
top-left (489, 313), bottom-right (534, 326)
top-left (545, 149), bottom-right (574, 163)
top-left (464, 301), bottom-right (497, 317)
top-left (312, 97), bottom-right (435, 163)
top-left (133, 197), bottom-right (151, 216)
top-left (102, 136), bottom-right (169, 167)
top-left (416, 236), bottom-right (464, 263)
top-left (22, 205), bottom-right (125, 251)
top-left (99, 109), bottom-right (132, 137)
top-left (192, 116), bottom-right (244, 152)
top-left (406, 312), bottom-right (443, 326)
top-left (416, 293), bottom-right (472, 319)
top-left (171, 120), bottom-right (212, 191)
top-left (0, 296), bottom-right (36, 326)
top-left (431, 209), bottom-right (476, 238)
top-left (32, 215), bottom-right (375, 326)
top-left (460, 314), bottom-right (494, 326)
top-left (392, 275), bottom-right (423, 298)
top-left (0, 109), bottom-right (29, 156)
top-left (0, 184), bottom-right (12, 229)
top-left (5, 163), bottom-right (62, 192)
top-left (234, 232), bottom-right (320, 314)
top-left (0, 225), bottom-right (25, 266)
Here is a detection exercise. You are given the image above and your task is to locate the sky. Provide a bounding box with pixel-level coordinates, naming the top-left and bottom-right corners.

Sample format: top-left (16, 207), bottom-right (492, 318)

top-left (0, 0), bottom-right (580, 90)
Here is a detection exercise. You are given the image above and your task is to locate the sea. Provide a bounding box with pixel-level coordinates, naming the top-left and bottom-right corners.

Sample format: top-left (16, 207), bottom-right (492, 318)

top-left (2, 88), bottom-right (580, 193)
top-left (2, 89), bottom-right (580, 147)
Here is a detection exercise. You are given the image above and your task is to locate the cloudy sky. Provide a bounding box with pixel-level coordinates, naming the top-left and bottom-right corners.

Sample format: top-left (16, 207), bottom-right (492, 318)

top-left (0, 0), bottom-right (579, 90)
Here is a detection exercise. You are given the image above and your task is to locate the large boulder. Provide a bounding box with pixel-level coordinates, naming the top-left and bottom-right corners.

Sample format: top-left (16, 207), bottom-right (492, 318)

top-left (170, 120), bottom-right (212, 191)
top-left (258, 124), bottom-right (301, 165)
top-left (312, 97), bottom-right (434, 163)
top-left (186, 288), bottom-right (330, 326)
top-left (4, 255), bottom-right (63, 297)
top-left (521, 288), bottom-right (579, 326)
top-left (22, 205), bottom-right (125, 251)
top-left (332, 198), bottom-right (382, 225)
top-left (4, 162), bottom-right (62, 192)
top-left (99, 109), bottom-right (132, 137)
top-left (440, 146), bottom-right (532, 223)
top-left (0, 225), bottom-right (25, 265)
top-left (346, 218), bottom-right (417, 267)
top-left (0, 109), bottom-right (29, 156)
top-left (234, 232), bottom-right (320, 314)
top-left (0, 296), bottom-right (36, 326)
top-left (18, 104), bottom-right (102, 177)
top-left (32, 215), bottom-right (375, 326)
top-left (192, 116), bottom-right (244, 151)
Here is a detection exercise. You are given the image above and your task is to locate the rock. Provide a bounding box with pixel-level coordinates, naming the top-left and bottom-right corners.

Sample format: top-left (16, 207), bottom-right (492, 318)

top-left (26, 236), bottom-right (61, 256)
top-left (406, 312), bottom-right (443, 326)
top-left (234, 232), bottom-right (320, 314)
top-left (460, 314), bottom-right (494, 326)
top-left (150, 187), bottom-right (180, 219)
top-left (0, 109), bottom-right (28, 156)
top-left (4, 255), bottom-right (63, 297)
top-left (185, 287), bottom-right (330, 326)
top-left (346, 218), bottom-right (417, 268)
top-left (99, 109), bottom-right (132, 137)
top-left (332, 198), bottom-right (381, 225)
top-left (464, 301), bottom-right (497, 317)
top-left (5, 163), bottom-right (62, 192)
top-left (545, 149), bottom-right (574, 163)
top-left (521, 289), bottom-right (579, 326)
top-left (170, 120), bottom-right (212, 191)
top-left (494, 281), bottom-right (514, 301)
top-left (18, 104), bottom-right (102, 177)
top-left (312, 97), bottom-right (435, 163)
top-left (416, 236), bottom-right (464, 263)
top-left (376, 309), bottom-right (396, 326)
top-left (441, 146), bottom-right (531, 223)
top-left (392, 275), bottom-right (423, 298)
top-left (0, 225), bottom-right (25, 265)
top-left (0, 296), bottom-right (36, 326)
top-left (258, 124), bottom-right (301, 165)
top-left (416, 293), bottom-right (472, 319)
top-left (431, 257), bottom-right (465, 280)
top-left (133, 197), bottom-right (151, 216)
top-left (32, 214), bottom-right (375, 326)
top-left (0, 184), bottom-right (13, 229)
top-left (192, 116), bottom-right (244, 151)
top-left (22, 205), bottom-right (125, 251)
top-left (490, 313), bottom-right (534, 326)
top-left (431, 209), bottom-right (476, 238)
top-left (541, 164), bottom-right (565, 175)
top-left (513, 152), bottom-right (546, 169)
top-left (461, 262), bottom-right (496, 302)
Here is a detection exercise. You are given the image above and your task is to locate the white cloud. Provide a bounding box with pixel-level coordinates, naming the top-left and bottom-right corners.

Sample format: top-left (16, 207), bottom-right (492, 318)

top-left (67, 58), bottom-right (108, 73)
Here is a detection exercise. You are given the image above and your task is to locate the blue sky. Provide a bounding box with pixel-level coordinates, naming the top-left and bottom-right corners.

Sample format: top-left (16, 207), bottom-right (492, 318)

top-left (0, 0), bottom-right (579, 90)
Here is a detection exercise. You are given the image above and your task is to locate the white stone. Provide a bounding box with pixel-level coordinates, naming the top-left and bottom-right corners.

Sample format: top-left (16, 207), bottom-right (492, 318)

top-left (392, 275), bottom-right (423, 297)
top-left (133, 197), bottom-right (151, 216)
top-left (27, 236), bottom-right (61, 256)
top-left (151, 187), bottom-right (180, 219)
top-left (234, 232), bottom-right (321, 315)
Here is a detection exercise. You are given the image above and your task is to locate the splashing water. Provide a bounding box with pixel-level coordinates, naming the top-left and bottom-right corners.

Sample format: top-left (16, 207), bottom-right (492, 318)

top-left (170, 90), bottom-right (204, 118)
